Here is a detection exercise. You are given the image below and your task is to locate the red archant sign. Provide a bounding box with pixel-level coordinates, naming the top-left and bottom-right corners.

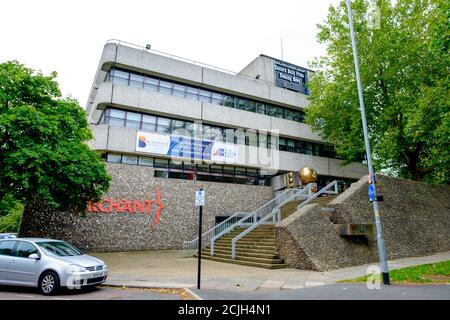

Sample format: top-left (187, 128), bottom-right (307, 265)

top-left (87, 188), bottom-right (165, 226)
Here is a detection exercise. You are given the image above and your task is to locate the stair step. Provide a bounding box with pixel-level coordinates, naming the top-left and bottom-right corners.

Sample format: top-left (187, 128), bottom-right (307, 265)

top-left (219, 235), bottom-right (275, 240)
top-left (203, 249), bottom-right (279, 259)
top-left (221, 230), bottom-right (275, 234)
top-left (215, 240), bottom-right (275, 245)
top-left (221, 229), bottom-right (274, 233)
top-left (237, 239), bottom-right (275, 243)
top-left (218, 236), bottom-right (275, 241)
top-left (213, 246), bottom-right (278, 254)
top-left (216, 238), bottom-right (275, 243)
top-left (197, 223), bottom-right (283, 269)
top-left (193, 255), bottom-right (288, 269)
top-left (214, 243), bottom-right (276, 250)
top-left (208, 253), bottom-right (284, 264)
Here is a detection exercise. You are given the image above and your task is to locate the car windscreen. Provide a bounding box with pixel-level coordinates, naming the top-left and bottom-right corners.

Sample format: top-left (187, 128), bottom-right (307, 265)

top-left (36, 241), bottom-right (83, 256)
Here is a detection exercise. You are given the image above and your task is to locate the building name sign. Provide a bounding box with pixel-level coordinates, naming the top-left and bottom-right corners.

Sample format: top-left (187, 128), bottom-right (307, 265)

top-left (87, 189), bottom-right (165, 226)
top-left (136, 131), bottom-right (238, 163)
top-left (274, 62), bottom-right (308, 94)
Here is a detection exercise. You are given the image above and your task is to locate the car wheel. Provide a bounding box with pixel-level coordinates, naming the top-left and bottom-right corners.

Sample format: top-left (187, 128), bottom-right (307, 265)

top-left (39, 271), bottom-right (60, 295)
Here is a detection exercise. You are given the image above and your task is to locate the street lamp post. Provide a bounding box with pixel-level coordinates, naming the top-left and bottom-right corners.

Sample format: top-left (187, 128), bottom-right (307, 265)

top-left (345, 0), bottom-right (390, 285)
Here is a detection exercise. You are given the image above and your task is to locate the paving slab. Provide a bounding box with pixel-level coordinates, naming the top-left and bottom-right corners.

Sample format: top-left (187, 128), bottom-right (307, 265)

top-left (92, 250), bottom-right (450, 292)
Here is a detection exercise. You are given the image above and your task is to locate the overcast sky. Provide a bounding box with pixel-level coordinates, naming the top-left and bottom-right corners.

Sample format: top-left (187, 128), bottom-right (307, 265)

top-left (0, 0), bottom-right (340, 106)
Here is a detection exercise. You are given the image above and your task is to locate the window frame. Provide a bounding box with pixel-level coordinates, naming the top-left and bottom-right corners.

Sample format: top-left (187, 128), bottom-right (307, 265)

top-left (0, 240), bottom-right (17, 257)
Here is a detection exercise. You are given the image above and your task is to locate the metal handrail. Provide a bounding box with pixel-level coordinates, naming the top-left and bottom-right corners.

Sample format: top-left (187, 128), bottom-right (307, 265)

top-left (210, 186), bottom-right (312, 256)
top-left (295, 180), bottom-right (338, 209)
top-left (231, 180), bottom-right (339, 259)
top-left (182, 211), bottom-right (248, 256)
top-left (106, 39), bottom-right (278, 86)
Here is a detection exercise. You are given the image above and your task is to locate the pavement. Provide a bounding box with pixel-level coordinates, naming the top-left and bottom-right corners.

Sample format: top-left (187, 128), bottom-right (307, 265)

top-left (91, 250), bottom-right (450, 292)
top-left (0, 285), bottom-right (185, 300)
top-left (190, 283), bottom-right (450, 300)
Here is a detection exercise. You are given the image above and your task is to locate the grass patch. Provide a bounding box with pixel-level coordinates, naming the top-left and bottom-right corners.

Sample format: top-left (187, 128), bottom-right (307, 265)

top-left (341, 260), bottom-right (450, 284)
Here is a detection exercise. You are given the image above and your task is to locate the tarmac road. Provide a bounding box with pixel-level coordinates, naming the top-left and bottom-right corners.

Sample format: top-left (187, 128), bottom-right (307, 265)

top-left (0, 285), bottom-right (184, 300)
top-left (191, 283), bottom-right (450, 300)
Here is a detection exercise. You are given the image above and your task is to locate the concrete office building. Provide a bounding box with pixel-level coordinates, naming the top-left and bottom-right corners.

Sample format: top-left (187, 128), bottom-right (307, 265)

top-left (86, 41), bottom-right (366, 186)
top-left (21, 40), bottom-right (368, 255)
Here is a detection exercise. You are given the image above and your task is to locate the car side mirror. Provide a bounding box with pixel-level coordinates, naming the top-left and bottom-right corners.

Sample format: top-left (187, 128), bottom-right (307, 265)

top-left (28, 253), bottom-right (40, 260)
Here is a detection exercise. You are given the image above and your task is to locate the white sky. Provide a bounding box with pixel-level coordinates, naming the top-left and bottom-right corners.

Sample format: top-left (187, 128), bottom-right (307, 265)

top-left (0, 0), bottom-right (340, 106)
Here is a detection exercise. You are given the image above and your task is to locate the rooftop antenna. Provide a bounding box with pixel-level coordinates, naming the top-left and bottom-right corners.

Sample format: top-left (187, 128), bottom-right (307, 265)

top-left (281, 37), bottom-right (284, 60)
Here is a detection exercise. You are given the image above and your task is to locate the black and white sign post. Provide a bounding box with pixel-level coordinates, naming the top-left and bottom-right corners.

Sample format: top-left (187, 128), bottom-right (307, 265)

top-left (195, 188), bottom-right (205, 289)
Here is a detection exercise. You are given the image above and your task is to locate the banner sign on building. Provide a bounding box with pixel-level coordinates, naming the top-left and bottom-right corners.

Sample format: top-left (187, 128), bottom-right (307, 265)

top-left (274, 61), bottom-right (308, 94)
top-left (136, 131), bottom-right (238, 163)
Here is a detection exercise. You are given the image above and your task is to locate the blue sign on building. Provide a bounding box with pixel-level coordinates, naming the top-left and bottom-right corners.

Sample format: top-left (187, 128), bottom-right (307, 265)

top-left (136, 132), bottom-right (238, 163)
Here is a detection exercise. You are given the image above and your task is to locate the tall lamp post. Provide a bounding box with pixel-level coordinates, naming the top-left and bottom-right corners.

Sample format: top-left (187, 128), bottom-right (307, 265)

top-left (345, 0), bottom-right (390, 285)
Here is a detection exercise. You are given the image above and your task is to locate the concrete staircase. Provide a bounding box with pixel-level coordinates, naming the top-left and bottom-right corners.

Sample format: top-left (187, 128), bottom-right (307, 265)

top-left (194, 194), bottom-right (339, 269)
top-left (194, 225), bottom-right (288, 269)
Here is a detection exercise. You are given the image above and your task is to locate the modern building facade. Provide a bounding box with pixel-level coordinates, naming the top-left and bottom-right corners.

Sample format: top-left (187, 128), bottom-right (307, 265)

top-left (20, 40), bottom-right (368, 253)
top-left (86, 40), bottom-right (367, 190)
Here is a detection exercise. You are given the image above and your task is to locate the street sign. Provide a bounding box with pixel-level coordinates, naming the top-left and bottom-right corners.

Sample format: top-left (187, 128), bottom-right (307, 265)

top-left (368, 184), bottom-right (376, 202)
top-left (195, 188), bottom-right (205, 289)
top-left (195, 189), bottom-right (205, 207)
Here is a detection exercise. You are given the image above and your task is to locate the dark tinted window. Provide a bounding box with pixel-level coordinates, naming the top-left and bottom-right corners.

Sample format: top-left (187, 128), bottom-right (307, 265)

top-left (130, 74), bottom-right (144, 87)
top-left (159, 80), bottom-right (173, 94)
top-left (199, 89), bottom-right (211, 103)
top-left (266, 105), bottom-right (277, 117)
top-left (186, 87), bottom-right (199, 100)
top-left (122, 155), bottom-right (138, 165)
top-left (107, 153), bottom-right (121, 163)
top-left (144, 77), bottom-right (159, 91)
top-left (0, 241), bottom-right (16, 256)
top-left (173, 83), bottom-right (186, 97)
top-left (37, 241), bottom-right (83, 256)
top-left (15, 242), bottom-right (39, 258)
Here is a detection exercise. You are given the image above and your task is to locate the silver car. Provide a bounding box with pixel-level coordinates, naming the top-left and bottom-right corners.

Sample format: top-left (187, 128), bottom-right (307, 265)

top-left (0, 233), bottom-right (17, 239)
top-left (0, 238), bottom-right (108, 295)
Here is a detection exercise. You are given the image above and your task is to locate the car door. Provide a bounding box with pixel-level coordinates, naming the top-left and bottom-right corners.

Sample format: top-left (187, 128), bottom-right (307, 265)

top-left (8, 241), bottom-right (41, 286)
top-left (0, 240), bottom-right (17, 283)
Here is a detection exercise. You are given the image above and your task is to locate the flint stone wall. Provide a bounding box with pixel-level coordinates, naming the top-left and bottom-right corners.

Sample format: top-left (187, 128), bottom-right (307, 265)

top-left (19, 163), bottom-right (273, 252)
top-left (276, 175), bottom-right (450, 271)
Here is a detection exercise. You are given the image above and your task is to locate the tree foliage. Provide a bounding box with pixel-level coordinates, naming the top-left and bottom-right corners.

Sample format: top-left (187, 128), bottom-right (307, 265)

top-left (307, 0), bottom-right (449, 183)
top-left (0, 194), bottom-right (23, 232)
top-left (0, 61), bottom-right (111, 212)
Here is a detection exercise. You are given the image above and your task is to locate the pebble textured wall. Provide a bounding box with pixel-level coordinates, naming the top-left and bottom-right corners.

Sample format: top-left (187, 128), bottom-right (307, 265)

top-left (19, 163), bottom-right (273, 252)
top-left (276, 175), bottom-right (450, 271)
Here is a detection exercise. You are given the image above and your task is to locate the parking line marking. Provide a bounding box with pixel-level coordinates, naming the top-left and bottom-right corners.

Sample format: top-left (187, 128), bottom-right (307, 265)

top-left (16, 294), bottom-right (34, 298)
top-left (52, 297), bottom-right (72, 300)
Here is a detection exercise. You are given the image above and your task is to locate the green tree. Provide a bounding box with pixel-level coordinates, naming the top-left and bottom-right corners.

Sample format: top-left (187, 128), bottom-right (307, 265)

top-left (307, 0), bottom-right (449, 183)
top-left (0, 194), bottom-right (23, 232)
top-left (0, 61), bottom-right (111, 214)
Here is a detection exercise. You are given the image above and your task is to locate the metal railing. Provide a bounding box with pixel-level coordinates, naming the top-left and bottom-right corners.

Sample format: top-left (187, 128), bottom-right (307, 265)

top-left (182, 211), bottom-right (248, 256)
top-left (209, 186), bottom-right (312, 256)
top-left (230, 180), bottom-right (339, 259)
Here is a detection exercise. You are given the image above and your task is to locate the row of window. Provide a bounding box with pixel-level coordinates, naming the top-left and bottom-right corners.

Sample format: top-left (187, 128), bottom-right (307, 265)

top-left (105, 153), bottom-right (271, 186)
top-left (102, 107), bottom-right (339, 159)
top-left (107, 67), bottom-right (306, 123)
